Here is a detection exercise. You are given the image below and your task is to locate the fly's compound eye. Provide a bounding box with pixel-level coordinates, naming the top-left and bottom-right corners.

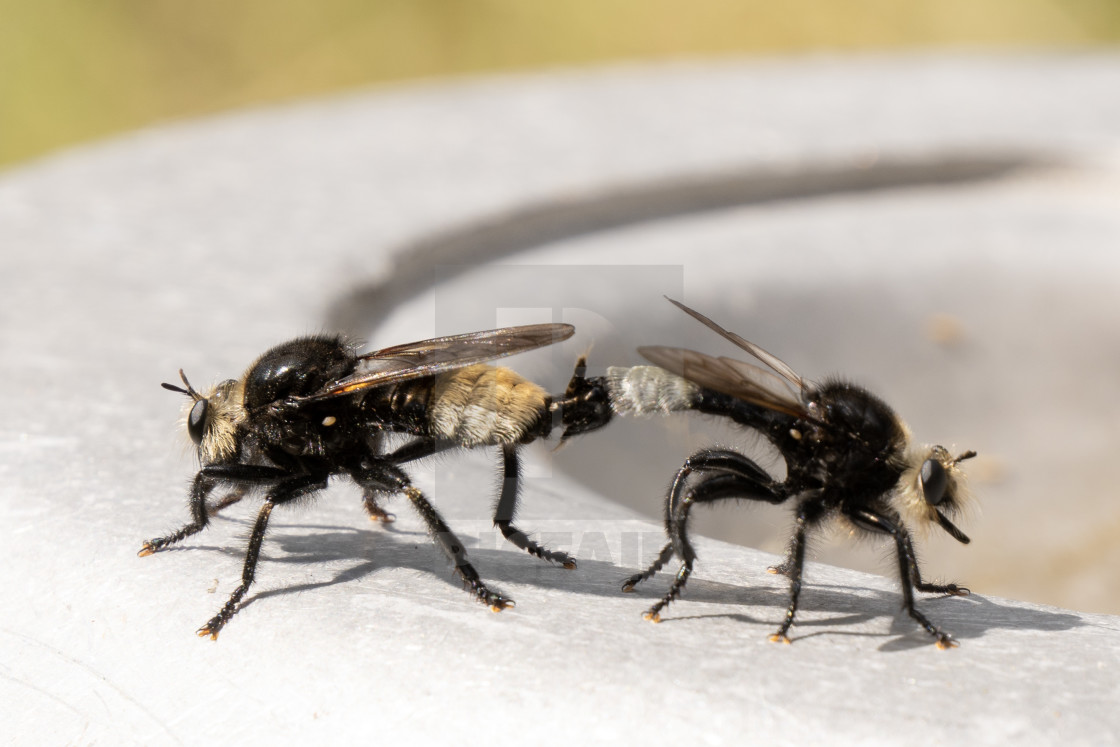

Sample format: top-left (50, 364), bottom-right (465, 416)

top-left (919, 458), bottom-right (948, 506)
top-left (187, 398), bottom-right (208, 445)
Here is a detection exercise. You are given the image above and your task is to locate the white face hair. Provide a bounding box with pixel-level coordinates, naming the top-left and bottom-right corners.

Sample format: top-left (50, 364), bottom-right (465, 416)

top-left (895, 444), bottom-right (974, 543)
top-left (171, 376), bottom-right (246, 465)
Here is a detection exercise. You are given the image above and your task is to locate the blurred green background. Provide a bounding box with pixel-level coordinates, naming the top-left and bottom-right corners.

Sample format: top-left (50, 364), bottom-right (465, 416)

top-left (2, 0), bottom-right (1118, 170)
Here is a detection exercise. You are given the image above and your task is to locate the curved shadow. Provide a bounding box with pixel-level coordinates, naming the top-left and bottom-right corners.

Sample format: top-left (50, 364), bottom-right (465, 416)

top-left (325, 154), bottom-right (1047, 336)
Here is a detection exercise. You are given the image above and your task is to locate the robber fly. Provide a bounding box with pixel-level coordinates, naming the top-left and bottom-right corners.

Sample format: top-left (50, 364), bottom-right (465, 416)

top-left (141, 323), bottom-right (604, 639)
top-left (593, 299), bottom-right (976, 649)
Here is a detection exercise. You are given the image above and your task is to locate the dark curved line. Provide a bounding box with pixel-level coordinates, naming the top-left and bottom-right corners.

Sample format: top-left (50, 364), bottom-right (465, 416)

top-left (325, 153), bottom-right (1048, 336)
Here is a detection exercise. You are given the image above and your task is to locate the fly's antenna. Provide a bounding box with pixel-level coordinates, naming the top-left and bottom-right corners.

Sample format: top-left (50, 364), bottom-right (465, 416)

top-left (161, 369), bottom-right (201, 400)
top-left (953, 450), bottom-right (978, 465)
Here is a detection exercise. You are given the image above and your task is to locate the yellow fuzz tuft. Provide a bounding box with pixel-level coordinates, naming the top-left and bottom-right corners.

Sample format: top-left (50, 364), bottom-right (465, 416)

top-left (428, 365), bottom-right (548, 447)
top-left (193, 378), bottom-right (246, 464)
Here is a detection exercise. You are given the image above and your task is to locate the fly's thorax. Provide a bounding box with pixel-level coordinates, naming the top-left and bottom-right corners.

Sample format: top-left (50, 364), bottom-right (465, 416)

top-left (811, 380), bottom-right (908, 450)
top-left (190, 378), bottom-right (247, 464)
top-left (241, 335), bottom-right (355, 410)
top-left (605, 366), bottom-right (701, 416)
top-left (427, 364), bottom-right (549, 447)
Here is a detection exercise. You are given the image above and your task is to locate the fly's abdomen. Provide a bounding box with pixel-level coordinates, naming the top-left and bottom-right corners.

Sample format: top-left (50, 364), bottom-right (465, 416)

top-left (605, 366), bottom-right (700, 416)
top-left (361, 379), bottom-right (434, 435)
top-left (428, 365), bottom-right (549, 447)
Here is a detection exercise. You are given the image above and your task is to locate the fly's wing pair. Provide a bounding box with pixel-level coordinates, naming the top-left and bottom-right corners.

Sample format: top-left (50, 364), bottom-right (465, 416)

top-left (296, 297), bottom-right (806, 424)
top-left (305, 323), bottom-right (574, 402)
top-left (638, 298), bottom-right (811, 421)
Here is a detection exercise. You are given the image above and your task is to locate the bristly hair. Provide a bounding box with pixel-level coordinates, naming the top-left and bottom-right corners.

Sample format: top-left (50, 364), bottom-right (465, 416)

top-left (162, 369), bottom-right (246, 464)
top-left (896, 444), bottom-right (976, 539)
top-left (197, 378), bottom-right (246, 464)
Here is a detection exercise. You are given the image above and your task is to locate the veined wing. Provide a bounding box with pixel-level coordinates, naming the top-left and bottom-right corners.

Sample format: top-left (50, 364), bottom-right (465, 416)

top-left (666, 298), bottom-right (804, 390)
top-left (638, 345), bottom-right (808, 420)
top-left (308, 323), bottom-right (574, 400)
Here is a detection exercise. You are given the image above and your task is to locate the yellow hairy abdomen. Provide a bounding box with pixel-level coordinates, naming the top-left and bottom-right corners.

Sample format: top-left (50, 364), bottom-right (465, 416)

top-left (428, 365), bottom-right (548, 446)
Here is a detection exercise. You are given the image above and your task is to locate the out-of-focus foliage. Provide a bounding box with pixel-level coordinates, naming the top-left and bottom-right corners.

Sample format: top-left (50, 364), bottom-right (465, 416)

top-left (1, 0), bottom-right (1117, 168)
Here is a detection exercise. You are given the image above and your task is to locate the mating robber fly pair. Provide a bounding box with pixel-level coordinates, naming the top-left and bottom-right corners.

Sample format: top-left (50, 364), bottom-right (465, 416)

top-left (142, 299), bottom-right (975, 648)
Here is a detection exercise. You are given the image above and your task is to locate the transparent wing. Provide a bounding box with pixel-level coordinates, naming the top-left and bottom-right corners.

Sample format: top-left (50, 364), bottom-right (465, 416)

top-left (666, 298), bottom-right (804, 390)
top-left (306, 323), bottom-right (574, 400)
top-left (638, 345), bottom-right (808, 420)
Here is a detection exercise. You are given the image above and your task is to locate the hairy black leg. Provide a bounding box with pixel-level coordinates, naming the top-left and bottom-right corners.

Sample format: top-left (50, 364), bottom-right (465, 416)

top-left (139, 464), bottom-right (290, 556)
top-left (198, 473), bottom-right (324, 639)
top-left (624, 457), bottom-right (714, 592)
top-left (849, 508), bottom-right (960, 649)
top-left (643, 470), bottom-right (783, 621)
top-left (622, 459), bottom-right (699, 595)
top-left (354, 460), bottom-right (512, 611)
top-left (910, 559), bottom-right (970, 596)
top-left (197, 501), bottom-right (272, 640)
top-left (626, 450), bottom-right (781, 594)
top-left (914, 578), bottom-right (970, 597)
top-left (493, 444), bottom-right (575, 569)
top-left (406, 486), bottom-right (512, 611)
top-left (621, 543), bottom-right (673, 593)
top-left (770, 508), bottom-right (809, 644)
top-left (665, 449), bottom-right (779, 532)
top-left (139, 472), bottom-right (214, 556)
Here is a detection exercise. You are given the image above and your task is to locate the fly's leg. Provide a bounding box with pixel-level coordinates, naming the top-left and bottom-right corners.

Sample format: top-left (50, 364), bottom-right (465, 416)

top-left (197, 501), bottom-right (272, 640)
top-left (493, 444), bottom-right (575, 569)
top-left (355, 461), bottom-right (513, 612)
top-left (769, 508), bottom-right (809, 644)
top-left (621, 543), bottom-right (674, 593)
top-left (640, 449), bottom-right (785, 622)
top-left (406, 486), bottom-right (512, 611)
top-left (849, 508), bottom-right (962, 649)
top-left (198, 473), bottom-right (325, 640)
top-left (911, 559), bottom-right (970, 597)
top-left (139, 464), bottom-right (289, 556)
top-left (624, 448), bottom-right (782, 593)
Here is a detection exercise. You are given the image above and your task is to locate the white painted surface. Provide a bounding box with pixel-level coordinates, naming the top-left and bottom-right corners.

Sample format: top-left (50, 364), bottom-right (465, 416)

top-left (2, 55), bottom-right (1119, 743)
